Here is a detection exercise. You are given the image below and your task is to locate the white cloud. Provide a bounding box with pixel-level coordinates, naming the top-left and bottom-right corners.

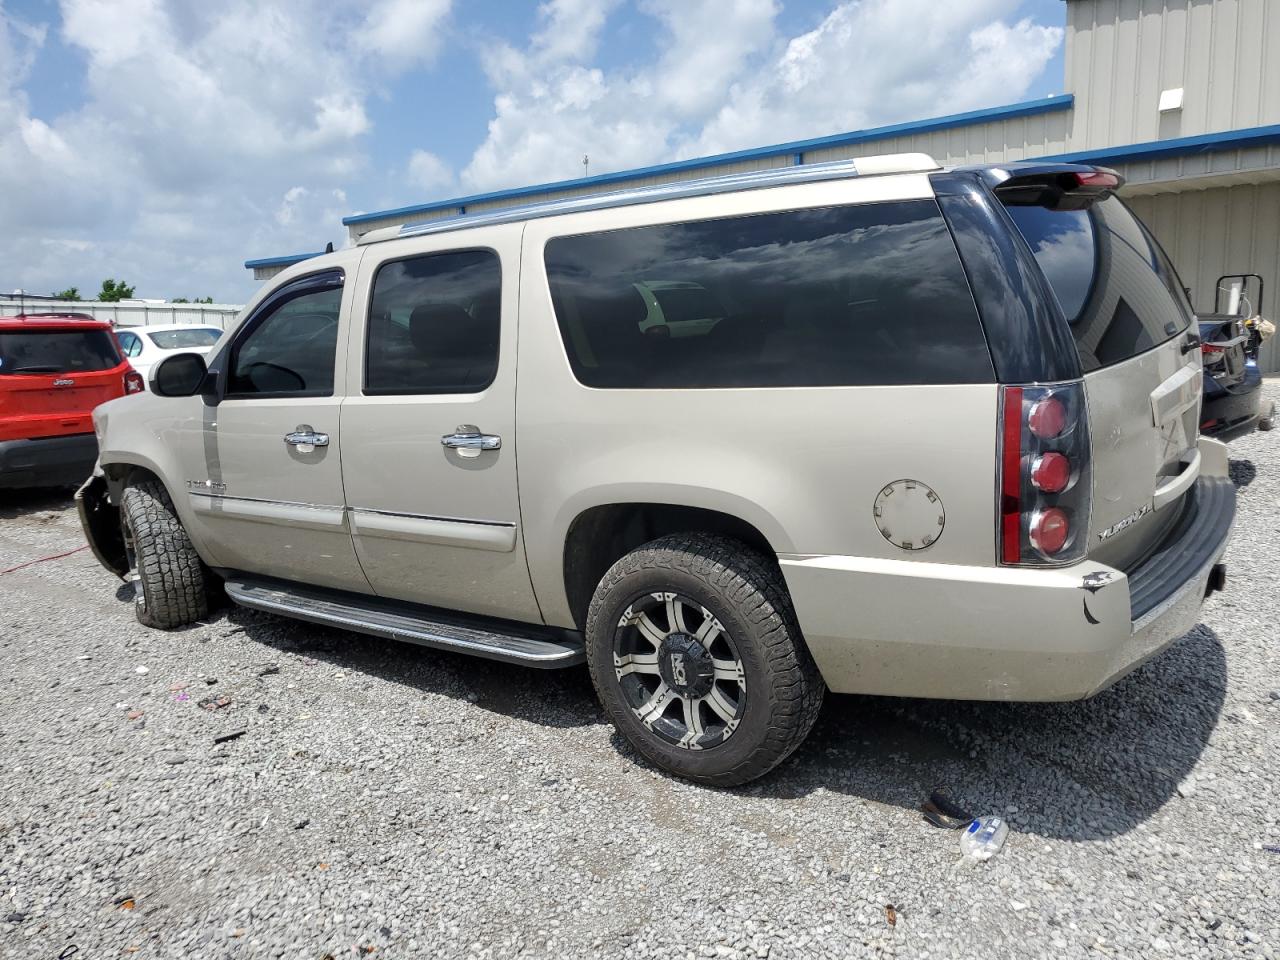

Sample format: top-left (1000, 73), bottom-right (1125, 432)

top-left (407, 150), bottom-right (454, 194)
top-left (692, 0), bottom-right (1063, 154)
top-left (0, 0), bottom-right (1064, 302)
top-left (355, 0), bottom-right (451, 68)
top-left (531, 0), bottom-right (622, 65)
top-left (461, 0), bottom-right (1063, 191)
top-left (642, 0), bottom-right (777, 117)
top-left (0, 0), bottom-right (410, 300)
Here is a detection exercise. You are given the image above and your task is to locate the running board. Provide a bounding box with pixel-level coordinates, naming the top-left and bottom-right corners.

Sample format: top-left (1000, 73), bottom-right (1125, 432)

top-left (223, 576), bottom-right (584, 668)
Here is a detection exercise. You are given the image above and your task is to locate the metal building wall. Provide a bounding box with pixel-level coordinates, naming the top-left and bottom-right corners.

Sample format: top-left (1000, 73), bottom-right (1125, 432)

top-left (803, 111), bottom-right (1070, 166)
top-left (1126, 180), bottom-right (1280, 372)
top-left (347, 155), bottom-right (796, 239)
top-left (1066, 0), bottom-right (1280, 149)
top-left (0, 299), bottom-right (243, 329)
top-left (1115, 144), bottom-right (1280, 193)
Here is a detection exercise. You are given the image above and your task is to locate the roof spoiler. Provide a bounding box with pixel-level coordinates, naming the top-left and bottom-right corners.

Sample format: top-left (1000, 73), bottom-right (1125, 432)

top-left (962, 163), bottom-right (1124, 211)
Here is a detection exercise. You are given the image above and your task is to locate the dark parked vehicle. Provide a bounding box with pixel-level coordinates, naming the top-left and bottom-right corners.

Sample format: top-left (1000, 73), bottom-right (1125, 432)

top-left (0, 314), bottom-right (144, 488)
top-left (1199, 274), bottom-right (1274, 440)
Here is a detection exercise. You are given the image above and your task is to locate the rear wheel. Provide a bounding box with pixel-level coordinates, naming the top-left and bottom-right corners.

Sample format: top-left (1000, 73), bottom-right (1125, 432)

top-left (120, 479), bottom-right (209, 629)
top-left (585, 533), bottom-right (824, 786)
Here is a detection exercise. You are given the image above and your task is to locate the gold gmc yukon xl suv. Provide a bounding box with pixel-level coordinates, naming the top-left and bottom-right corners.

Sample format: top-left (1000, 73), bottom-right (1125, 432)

top-left (78, 155), bottom-right (1235, 785)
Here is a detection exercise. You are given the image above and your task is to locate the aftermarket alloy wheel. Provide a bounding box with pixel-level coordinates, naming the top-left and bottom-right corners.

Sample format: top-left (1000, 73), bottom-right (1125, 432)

top-left (585, 533), bottom-right (824, 786)
top-left (613, 591), bottom-right (747, 750)
top-left (120, 479), bottom-right (209, 629)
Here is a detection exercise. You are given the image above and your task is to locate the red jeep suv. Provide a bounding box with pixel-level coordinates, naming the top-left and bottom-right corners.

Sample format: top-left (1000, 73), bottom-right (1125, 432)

top-left (0, 313), bottom-right (143, 489)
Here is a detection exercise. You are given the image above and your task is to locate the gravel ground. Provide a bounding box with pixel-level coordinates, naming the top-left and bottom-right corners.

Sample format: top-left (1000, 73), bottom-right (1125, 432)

top-left (1, 383), bottom-right (1278, 960)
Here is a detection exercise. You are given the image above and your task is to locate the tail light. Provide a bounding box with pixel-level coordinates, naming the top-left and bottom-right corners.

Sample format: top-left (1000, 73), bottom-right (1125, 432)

top-left (1071, 170), bottom-right (1120, 190)
top-left (998, 382), bottom-right (1092, 565)
top-left (124, 370), bottom-right (145, 395)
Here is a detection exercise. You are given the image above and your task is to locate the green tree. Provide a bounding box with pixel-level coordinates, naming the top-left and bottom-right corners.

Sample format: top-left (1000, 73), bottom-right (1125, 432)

top-left (171, 296), bottom-right (214, 304)
top-left (51, 287), bottom-right (80, 300)
top-left (98, 278), bottom-right (136, 302)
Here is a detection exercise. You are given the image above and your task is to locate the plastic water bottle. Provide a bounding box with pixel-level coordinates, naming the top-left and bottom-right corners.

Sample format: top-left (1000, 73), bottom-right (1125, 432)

top-left (959, 816), bottom-right (1008, 860)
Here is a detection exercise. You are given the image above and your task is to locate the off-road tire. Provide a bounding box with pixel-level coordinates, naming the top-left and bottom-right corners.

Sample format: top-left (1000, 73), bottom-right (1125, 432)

top-left (120, 479), bottom-right (209, 629)
top-left (585, 533), bottom-right (824, 786)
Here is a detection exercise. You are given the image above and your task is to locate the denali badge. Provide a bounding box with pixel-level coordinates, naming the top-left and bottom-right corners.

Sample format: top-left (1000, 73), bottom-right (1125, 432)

top-left (1098, 503), bottom-right (1152, 541)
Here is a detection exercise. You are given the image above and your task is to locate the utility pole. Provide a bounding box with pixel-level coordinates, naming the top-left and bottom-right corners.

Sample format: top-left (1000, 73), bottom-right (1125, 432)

top-left (583, 154), bottom-right (589, 177)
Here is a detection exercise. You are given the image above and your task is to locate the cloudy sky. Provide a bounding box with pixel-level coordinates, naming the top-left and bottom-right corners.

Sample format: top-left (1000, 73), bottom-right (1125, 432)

top-left (0, 0), bottom-right (1065, 303)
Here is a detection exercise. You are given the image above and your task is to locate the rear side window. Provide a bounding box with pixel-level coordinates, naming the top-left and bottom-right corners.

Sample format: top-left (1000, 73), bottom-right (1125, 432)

top-left (544, 200), bottom-right (993, 389)
top-left (0, 329), bottom-right (121, 375)
top-left (1004, 197), bottom-right (1193, 371)
top-left (147, 328), bottom-right (221, 350)
top-left (364, 250), bottom-right (501, 395)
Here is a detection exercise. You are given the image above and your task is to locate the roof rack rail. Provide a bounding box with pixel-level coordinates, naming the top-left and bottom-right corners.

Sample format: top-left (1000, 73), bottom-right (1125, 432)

top-left (355, 152), bottom-right (939, 245)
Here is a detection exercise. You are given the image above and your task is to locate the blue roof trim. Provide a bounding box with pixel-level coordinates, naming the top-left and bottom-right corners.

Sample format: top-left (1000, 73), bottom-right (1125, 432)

top-left (342, 94), bottom-right (1074, 226)
top-left (243, 251), bottom-right (325, 269)
top-left (1038, 123), bottom-right (1280, 165)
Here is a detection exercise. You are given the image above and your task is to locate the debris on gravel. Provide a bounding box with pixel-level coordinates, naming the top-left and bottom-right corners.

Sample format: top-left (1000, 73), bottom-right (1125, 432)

top-left (0, 382), bottom-right (1278, 959)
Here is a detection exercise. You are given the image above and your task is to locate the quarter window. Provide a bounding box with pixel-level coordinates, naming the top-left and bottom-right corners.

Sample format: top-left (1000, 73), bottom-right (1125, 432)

top-left (1004, 197), bottom-right (1194, 371)
top-left (364, 250), bottom-right (501, 395)
top-left (227, 283), bottom-right (341, 397)
top-left (543, 200), bottom-right (993, 388)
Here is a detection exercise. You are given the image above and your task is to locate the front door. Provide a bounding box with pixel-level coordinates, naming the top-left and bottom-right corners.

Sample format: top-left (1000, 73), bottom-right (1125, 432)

top-left (182, 266), bottom-right (369, 592)
top-left (340, 224), bottom-right (542, 623)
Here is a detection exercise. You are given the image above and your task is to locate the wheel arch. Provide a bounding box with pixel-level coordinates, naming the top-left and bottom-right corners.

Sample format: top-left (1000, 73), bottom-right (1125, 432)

top-left (559, 497), bottom-right (788, 632)
top-left (99, 453), bottom-right (172, 503)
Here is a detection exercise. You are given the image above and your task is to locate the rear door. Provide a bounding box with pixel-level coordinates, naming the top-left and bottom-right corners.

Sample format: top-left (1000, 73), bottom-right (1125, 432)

top-left (339, 224), bottom-right (542, 623)
top-left (0, 325), bottom-right (125, 440)
top-left (1004, 196), bottom-right (1201, 569)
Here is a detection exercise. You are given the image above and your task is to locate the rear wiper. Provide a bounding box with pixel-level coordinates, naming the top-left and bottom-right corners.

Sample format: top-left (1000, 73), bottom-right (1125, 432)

top-left (9, 365), bottom-right (64, 373)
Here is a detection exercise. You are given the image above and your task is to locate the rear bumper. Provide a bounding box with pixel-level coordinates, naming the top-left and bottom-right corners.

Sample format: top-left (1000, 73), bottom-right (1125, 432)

top-left (780, 442), bottom-right (1235, 702)
top-left (0, 433), bottom-right (99, 489)
top-left (1202, 364), bottom-right (1265, 441)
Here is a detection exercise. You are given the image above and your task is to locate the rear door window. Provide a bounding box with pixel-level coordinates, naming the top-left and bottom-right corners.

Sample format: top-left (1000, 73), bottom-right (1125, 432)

top-left (544, 200), bottom-right (994, 389)
top-left (364, 250), bottom-right (501, 395)
top-left (0, 329), bottom-right (122, 375)
top-left (1004, 197), bottom-right (1194, 371)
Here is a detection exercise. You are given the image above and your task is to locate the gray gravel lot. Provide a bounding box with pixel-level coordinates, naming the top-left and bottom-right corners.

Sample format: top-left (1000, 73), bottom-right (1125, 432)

top-left (1, 382), bottom-right (1278, 960)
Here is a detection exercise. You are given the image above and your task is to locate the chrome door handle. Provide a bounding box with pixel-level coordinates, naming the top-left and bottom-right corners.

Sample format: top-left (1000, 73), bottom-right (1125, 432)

top-left (284, 427), bottom-right (329, 447)
top-left (441, 425), bottom-right (501, 451)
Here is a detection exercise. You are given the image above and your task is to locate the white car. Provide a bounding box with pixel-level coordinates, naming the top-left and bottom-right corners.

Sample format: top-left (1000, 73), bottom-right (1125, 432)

top-left (114, 324), bottom-right (223, 380)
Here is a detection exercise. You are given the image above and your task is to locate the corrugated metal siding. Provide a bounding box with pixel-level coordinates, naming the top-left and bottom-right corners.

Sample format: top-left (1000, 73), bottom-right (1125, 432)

top-left (1127, 179), bottom-right (1280, 372)
top-left (803, 111), bottom-right (1071, 166)
top-left (1067, 0), bottom-right (1280, 149)
top-left (1115, 143), bottom-right (1280, 191)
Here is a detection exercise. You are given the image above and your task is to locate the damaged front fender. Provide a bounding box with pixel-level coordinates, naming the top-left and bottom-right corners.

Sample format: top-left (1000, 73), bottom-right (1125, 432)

top-left (76, 471), bottom-right (128, 579)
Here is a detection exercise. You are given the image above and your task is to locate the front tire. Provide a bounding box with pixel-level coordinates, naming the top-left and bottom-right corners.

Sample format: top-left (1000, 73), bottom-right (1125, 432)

top-left (585, 533), bottom-right (824, 786)
top-left (120, 479), bottom-right (209, 629)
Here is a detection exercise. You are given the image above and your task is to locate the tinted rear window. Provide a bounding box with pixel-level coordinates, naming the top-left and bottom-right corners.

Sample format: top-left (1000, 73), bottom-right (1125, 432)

top-left (1004, 197), bottom-right (1193, 371)
top-left (147, 328), bottom-right (221, 350)
top-left (0, 329), bottom-right (121, 375)
top-left (544, 200), bottom-right (994, 388)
